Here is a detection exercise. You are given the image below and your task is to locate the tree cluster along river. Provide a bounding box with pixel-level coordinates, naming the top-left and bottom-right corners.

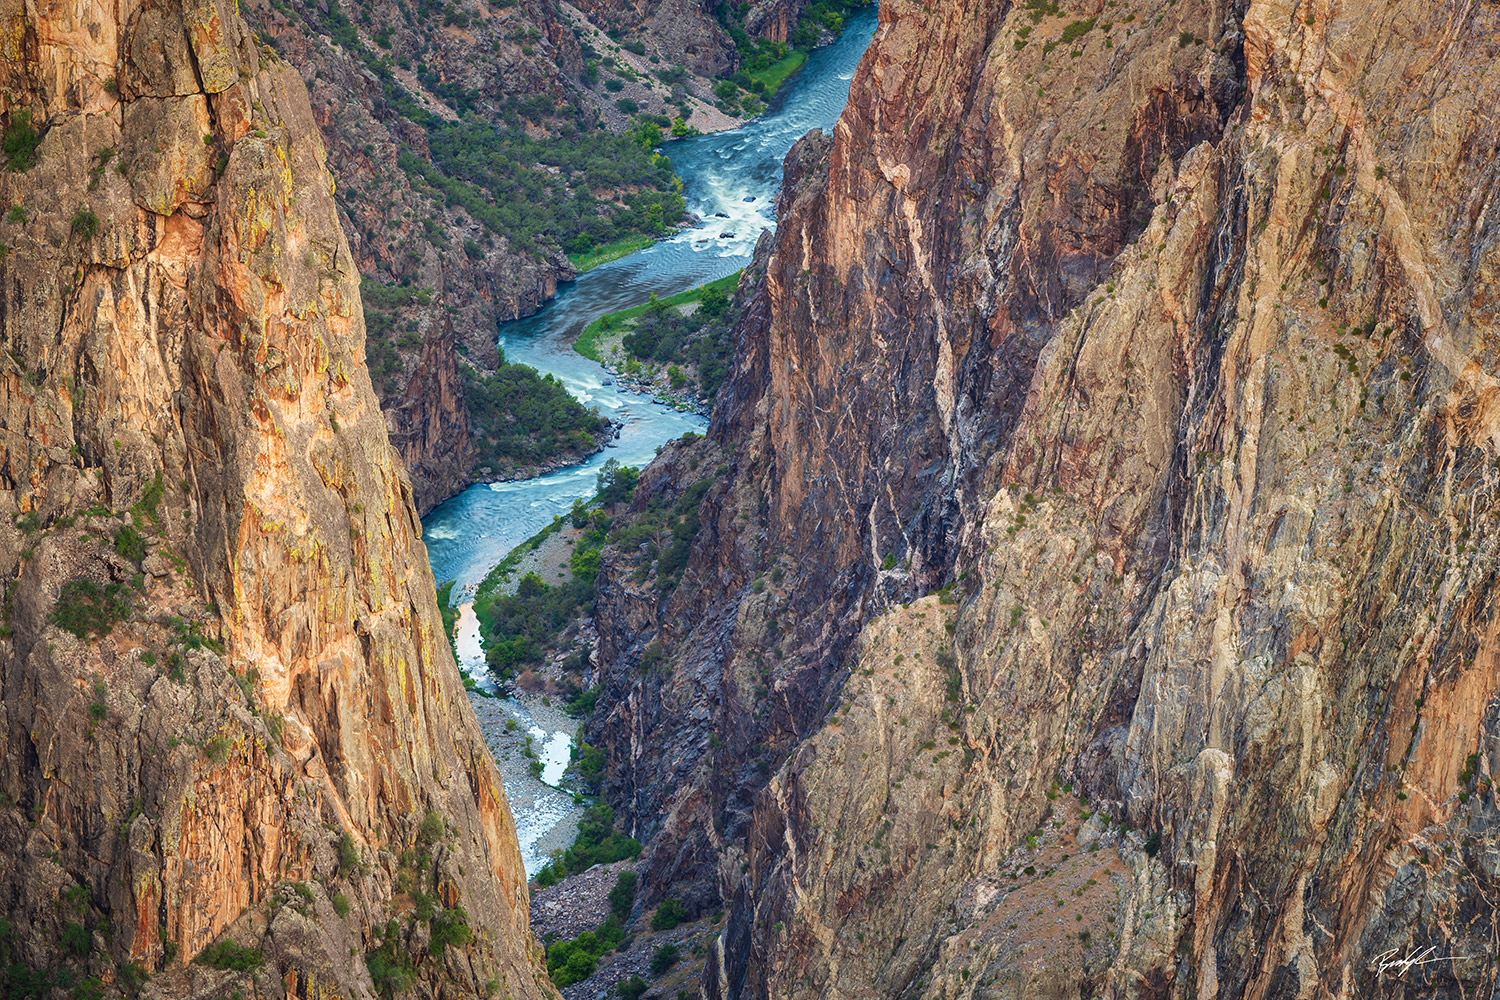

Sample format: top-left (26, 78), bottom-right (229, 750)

top-left (419, 9), bottom-right (877, 875)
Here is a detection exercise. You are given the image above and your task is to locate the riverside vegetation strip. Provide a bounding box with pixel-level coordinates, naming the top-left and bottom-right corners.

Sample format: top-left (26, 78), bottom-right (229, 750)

top-left (443, 448), bottom-right (731, 995)
top-left (574, 271), bottom-right (741, 407)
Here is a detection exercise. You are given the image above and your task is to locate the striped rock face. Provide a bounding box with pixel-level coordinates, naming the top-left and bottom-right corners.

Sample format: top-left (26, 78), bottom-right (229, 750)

top-left (578, 0), bottom-right (1500, 997)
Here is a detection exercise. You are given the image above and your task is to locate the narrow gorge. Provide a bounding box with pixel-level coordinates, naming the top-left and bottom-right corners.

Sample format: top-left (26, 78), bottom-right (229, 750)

top-left (4, 0), bottom-right (1499, 995)
top-left (578, 0), bottom-right (1500, 997)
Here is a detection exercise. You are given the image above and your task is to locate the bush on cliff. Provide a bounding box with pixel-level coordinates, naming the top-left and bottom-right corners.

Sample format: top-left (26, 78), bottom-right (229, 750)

top-left (2, 111), bottom-right (41, 171)
top-left (194, 940), bottom-right (263, 971)
top-left (51, 578), bottom-right (132, 639)
top-left (545, 915), bottom-right (627, 986)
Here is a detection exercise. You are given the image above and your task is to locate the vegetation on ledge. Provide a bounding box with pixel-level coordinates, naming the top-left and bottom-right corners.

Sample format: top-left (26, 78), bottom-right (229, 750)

top-left (472, 460), bottom-right (638, 676)
top-left (569, 233), bottom-right (659, 275)
top-left (534, 803), bottom-right (641, 889)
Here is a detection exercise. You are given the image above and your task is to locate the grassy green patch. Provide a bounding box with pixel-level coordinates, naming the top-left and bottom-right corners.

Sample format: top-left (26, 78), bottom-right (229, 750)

top-left (747, 49), bottom-right (808, 97)
top-left (574, 271), bottom-right (741, 360)
top-left (194, 940), bottom-right (262, 972)
top-left (568, 233), bottom-right (658, 275)
top-left (534, 803), bottom-right (642, 888)
top-left (2, 111), bottom-right (42, 171)
top-left (51, 578), bottom-right (133, 639)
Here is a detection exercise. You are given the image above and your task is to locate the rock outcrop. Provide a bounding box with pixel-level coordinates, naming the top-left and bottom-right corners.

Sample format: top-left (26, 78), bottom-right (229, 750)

top-left (586, 0), bottom-right (1500, 996)
top-left (567, 0), bottom-right (736, 76)
top-left (0, 1), bottom-right (547, 996)
top-left (242, 0), bottom-right (592, 512)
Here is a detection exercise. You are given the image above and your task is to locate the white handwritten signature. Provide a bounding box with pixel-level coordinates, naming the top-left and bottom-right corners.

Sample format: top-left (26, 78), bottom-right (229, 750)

top-left (1374, 944), bottom-right (1473, 978)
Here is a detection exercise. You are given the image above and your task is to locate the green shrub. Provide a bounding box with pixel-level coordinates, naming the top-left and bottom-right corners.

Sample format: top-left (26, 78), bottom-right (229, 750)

top-left (193, 940), bottom-right (262, 971)
top-left (651, 897), bottom-right (687, 931)
top-left (698, 286), bottom-right (728, 319)
top-left (62, 885), bottom-right (91, 914)
top-left (332, 894), bottom-right (350, 918)
top-left (202, 735), bottom-right (230, 764)
top-left (70, 207), bottom-right (99, 239)
top-left (650, 942), bottom-right (679, 974)
top-left (132, 472), bottom-right (164, 527)
top-left (366, 927), bottom-right (416, 998)
top-left (51, 578), bottom-right (132, 638)
top-left (566, 685), bottom-right (600, 717)
top-left (113, 524), bottom-right (147, 562)
top-left (545, 916), bottom-right (626, 987)
top-left (596, 459), bottom-right (639, 506)
top-left (608, 870), bottom-right (637, 922)
top-left (61, 922), bottom-right (91, 958)
top-left (617, 976), bottom-right (648, 1000)
top-left (429, 906), bottom-right (472, 957)
top-left (2, 111), bottom-right (41, 171)
top-left (337, 831), bottom-right (361, 877)
top-left (117, 961), bottom-right (148, 991)
top-left (1060, 18), bottom-right (1095, 42)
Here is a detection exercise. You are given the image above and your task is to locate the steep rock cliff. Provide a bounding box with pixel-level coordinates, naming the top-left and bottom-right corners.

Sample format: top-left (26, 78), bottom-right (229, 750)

top-left (587, 0), bottom-right (1500, 996)
top-left (0, 1), bottom-right (547, 996)
top-left (243, 0), bottom-right (600, 512)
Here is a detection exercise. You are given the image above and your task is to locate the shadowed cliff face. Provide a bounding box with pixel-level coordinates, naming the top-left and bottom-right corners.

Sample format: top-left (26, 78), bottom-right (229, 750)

top-left (586, 0), bottom-right (1500, 995)
top-left (0, 1), bottom-right (547, 996)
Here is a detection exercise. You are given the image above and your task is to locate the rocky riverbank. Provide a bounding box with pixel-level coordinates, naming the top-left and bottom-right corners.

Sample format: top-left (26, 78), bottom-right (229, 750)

top-left (468, 690), bottom-right (587, 877)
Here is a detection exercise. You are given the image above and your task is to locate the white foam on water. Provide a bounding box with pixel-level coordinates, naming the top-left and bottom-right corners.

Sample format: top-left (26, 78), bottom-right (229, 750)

top-left (453, 603), bottom-right (497, 693)
top-left (512, 785), bottom-right (578, 877)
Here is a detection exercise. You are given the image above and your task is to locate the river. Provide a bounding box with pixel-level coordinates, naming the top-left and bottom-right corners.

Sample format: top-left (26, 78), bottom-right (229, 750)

top-left (421, 8), bottom-right (878, 875)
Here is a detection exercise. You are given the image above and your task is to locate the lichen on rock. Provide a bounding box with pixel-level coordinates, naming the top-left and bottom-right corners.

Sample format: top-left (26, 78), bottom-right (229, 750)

top-left (0, 0), bottom-right (547, 995)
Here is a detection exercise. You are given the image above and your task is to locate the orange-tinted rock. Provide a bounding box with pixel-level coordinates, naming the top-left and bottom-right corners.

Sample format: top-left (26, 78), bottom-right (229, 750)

top-left (0, 0), bottom-right (548, 996)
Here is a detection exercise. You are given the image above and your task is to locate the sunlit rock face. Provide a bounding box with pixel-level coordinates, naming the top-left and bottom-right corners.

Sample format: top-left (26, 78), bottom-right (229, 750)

top-left (0, 2), bottom-right (547, 995)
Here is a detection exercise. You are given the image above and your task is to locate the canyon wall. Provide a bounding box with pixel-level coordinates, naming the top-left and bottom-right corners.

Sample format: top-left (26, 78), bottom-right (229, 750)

top-left (0, 1), bottom-right (546, 996)
top-left (587, 0), bottom-right (1500, 996)
top-left (243, 0), bottom-right (588, 512)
